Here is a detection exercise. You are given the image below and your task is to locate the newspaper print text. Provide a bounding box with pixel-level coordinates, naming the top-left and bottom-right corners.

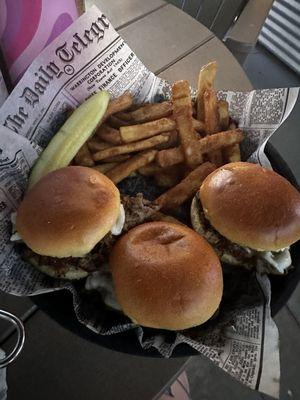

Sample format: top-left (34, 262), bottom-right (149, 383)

top-left (2, 14), bottom-right (110, 134)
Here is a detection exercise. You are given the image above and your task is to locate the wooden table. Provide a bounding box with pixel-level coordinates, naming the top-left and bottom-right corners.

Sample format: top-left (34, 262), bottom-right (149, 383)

top-left (1, 2), bottom-right (253, 399)
top-left (87, 0), bottom-right (252, 91)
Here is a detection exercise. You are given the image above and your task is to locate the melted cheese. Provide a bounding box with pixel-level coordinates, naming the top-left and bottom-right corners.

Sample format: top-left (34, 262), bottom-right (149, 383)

top-left (85, 267), bottom-right (121, 310)
top-left (257, 248), bottom-right (291, 274)
top-left (241, 245), bottom-right (292, 274)
top-left (221, 244), bottom-right (292, 274)
top-left (10, 231), bottom-right (22, 242)
top-left (10, 212), bottom-right (22, 242)
top-left (110, 204), bottom-right (125, 236)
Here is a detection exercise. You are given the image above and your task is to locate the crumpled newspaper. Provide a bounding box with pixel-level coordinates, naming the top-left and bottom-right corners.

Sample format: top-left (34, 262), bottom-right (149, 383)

top-left (0, 350), bottom-right (7, 400)
top-left (0, 6), bottom-right (299, 398)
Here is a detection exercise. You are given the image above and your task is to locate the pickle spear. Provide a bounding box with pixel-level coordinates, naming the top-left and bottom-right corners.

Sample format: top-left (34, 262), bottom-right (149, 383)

top-left (28, 90), bottom-right (110, 189)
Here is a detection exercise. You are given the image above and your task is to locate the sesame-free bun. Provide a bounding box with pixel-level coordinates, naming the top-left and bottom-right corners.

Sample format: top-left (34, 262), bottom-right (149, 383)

top-left (200, 162), bottom-right (300, 251)
top-left (110, 222), bottom-right (223, 330)
top-left (16, 166), bottom-right (120, 257)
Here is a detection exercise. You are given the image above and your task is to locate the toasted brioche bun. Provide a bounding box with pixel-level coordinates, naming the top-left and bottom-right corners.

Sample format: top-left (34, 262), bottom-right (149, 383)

top-left (17, 166), bottom-right (120, 257)
top-left (199, 162), bottom-right (300, 251)
top-left (110, 222), bottom-right (223, 330)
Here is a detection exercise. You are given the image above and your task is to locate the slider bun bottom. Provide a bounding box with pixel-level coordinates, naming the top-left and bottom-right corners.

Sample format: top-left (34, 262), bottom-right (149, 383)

top-left (28, 257), bottom-right (88, 280)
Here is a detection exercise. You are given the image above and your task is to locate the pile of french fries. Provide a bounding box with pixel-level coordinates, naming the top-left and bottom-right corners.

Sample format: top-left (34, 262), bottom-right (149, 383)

top-left (74, 61), bottom-right (244, 211)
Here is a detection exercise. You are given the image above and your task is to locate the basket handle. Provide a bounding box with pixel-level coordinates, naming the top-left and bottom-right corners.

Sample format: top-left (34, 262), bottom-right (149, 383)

top-left (0, 310), bottom-right (25, 368)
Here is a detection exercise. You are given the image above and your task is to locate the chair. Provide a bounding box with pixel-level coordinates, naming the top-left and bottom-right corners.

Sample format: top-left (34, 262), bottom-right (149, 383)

top-left (257, 0), bottom-right (300, 75)
top-left (168, 0), bottom-right (248, 39)
top-left (167, 0), bottom-right (274, 64)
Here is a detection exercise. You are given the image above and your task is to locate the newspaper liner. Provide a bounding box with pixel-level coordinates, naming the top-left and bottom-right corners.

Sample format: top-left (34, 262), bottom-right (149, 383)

top-left (0, 7), bottom-right (298, 398)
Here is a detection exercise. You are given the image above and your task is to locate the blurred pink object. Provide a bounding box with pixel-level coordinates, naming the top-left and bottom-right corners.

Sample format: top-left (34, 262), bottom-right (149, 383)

top-left (0, 68), bottom-right (8, 106)
top-left (0, 0), bottom-right (79, 84)
top-left (157, 371), bottom-right (191, 400)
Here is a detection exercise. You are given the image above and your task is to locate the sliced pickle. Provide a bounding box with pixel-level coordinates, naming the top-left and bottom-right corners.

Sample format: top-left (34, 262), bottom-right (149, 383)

top-left (28, 90), bottom-right (110, 189)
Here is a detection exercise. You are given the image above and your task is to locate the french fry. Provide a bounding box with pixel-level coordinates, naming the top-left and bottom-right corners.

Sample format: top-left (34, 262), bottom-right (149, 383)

top-left (138, 163), bottom-right (184, 179)
top-left (155, 129), bottom-right (244, 167)
top-left (169, 113), bottom-right (204, 129)
top-left (103, 92), bottom-right (133, 120)
top-left (155, 162), bottom-right (216, 210)
top-left (74, 143), bottom-right (95, 167)
top-left (203, 89), bottom-right (223, 166)
top-left (197, 61), bottom-right (217, 121)
top-left (114, 111), bottom-right (133, 122)
top-left (223, 144), bottom-right (241, 163)
top-left (92, 163), bottom-right (118, 174)
top-left (119, 101), bottom-right (173, 124)
top-left (223, 111), bottom-right (241, 163)
top-left (87, 139), bottom-right (112, 152)
top-left (109, 115), bottom-right (131, 129)
top-left (156, 147), bottom-right (183, 168)
top-left (106, 150), bottom-right (157, 184)
top-left (155, 131), bottom-right (178, 150)
top-left (128, 102), bottom-right (147, 112)
top-left (120, 118), bottom-right (176, 143)
top-left (198, 129), bottom-right (244, 155)
top-left (192, 118), bottom-right (205, 133)
top-left (169, 113), bottom-right (205, 131)
top-left (118, 116), bottom-right (204, 144)
top-left (138, 163), bottom-right (162, 176)
top-left (172, 80), bottom-right (203, 167)
top-left (218, 100), bottom-right (230, 130)
top-left (150, 212), bottom-right (184, 225)
top-left (102, 154), bottom-right (131, 163)
top-left (154, 164), bottom-right (184, 188)
top-left (95, 124), bottom-right (122, 145)
top-left (204, 89), bottom-right (220, 134)
top-left (93, 134), bottom-right (170, 162)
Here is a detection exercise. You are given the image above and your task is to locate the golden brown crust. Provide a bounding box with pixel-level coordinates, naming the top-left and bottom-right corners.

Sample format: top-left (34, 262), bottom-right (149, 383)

top-left (17, 166), bottom-right (120, 257)
top-left (110, 222), bottom-right (223, 330)
top-left (200, 162), bottom-right (300, 251)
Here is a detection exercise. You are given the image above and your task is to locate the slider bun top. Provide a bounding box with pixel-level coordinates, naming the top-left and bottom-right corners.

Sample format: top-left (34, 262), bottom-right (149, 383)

top-left (17, 166), bottom-right (120, 257)
top-left (200, 162), bottom-right (300, 251)
top-left (110, 221), bottom-right (223, 330)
